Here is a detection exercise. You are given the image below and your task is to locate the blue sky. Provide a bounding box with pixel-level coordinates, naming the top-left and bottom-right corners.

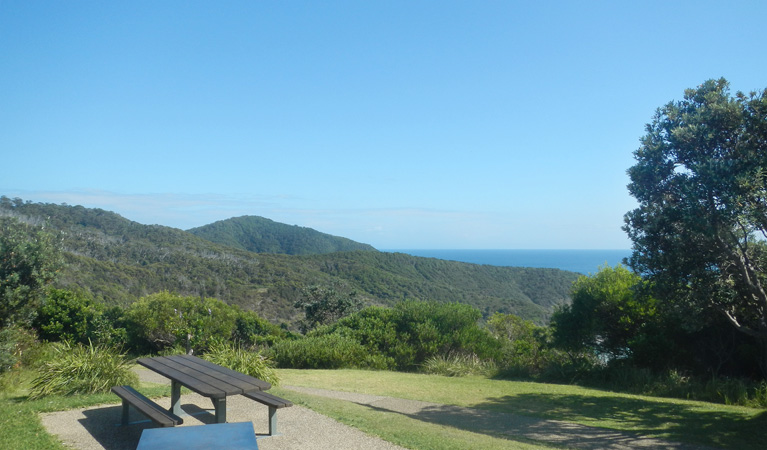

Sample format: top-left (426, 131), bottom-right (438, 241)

top-left (2, 1), bottom-right (765, 250)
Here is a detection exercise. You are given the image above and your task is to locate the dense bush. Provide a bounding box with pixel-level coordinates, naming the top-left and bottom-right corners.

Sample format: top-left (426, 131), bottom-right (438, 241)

top-left (306, 301), bottom-right (501, 371)
top-left (233, 309), bottom-right (291, 347)
top-left (488, 312), bottom-right (568, 378)
top-left (125, 291), bottom-right (283, 354)
top-left (0, 325), bottom-right (37, 374)
top-left (34, 289), bottom-right (125, 345)
top-left (28, 341), bottom-right (137, 399)
top-left (126, 291), bottom-right (239, 353)
top-left (203, 339), bottom-right (279, 385)
top-left (294, 284), bottom-right (362, 333)
top-left (271, 334), bottom-right (391, 369)
top-left (0, 215), bottom-right (62, 327)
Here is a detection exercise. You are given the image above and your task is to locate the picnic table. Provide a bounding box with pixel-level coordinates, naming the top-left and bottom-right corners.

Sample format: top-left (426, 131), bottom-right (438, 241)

top-left (136, 354), bottom-right (271, 423)
top-left (137, 421), bottom-right (259, 450)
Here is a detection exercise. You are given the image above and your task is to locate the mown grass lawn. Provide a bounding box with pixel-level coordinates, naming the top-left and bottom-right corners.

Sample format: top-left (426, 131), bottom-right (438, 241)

top-left (276, 369), bottom-right (767, 450)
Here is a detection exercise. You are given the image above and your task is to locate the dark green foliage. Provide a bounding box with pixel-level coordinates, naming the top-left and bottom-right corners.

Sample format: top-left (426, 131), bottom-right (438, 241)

top-left (0, 198), bottom-right (579, 327)
top-left (0, 325), bottom-right (37, 374)
top-left (124, 291), bottom-right (283, 355)
top-left (624, 79), bottom-right (767, 369)
top-left (270, 334), bottom-right (390, 369)
top-left (125, 291), bottom-right (238, 353)
top-left (548, 264), bottom-right (765, 385)
top-left (188, 215), bottom-right (377, 255)
top-left (35, 289), bottom-right (117, 345)
top-left (294, 284), bottom-right (363, 332)
top-left (391, 300), bottom-right (500, 368)
top-left (488, 313), bottom-right (564, 378)
top-left (0, 214), bottom-right (62, 326)
top-left (313, 301), bottom-right (501, 371)
top-left (304, 251), bottom-right (577, 323)
top-left (551, 265), bottom-right (652, 360)
top-left (233, 309), bottom-right (289, 347)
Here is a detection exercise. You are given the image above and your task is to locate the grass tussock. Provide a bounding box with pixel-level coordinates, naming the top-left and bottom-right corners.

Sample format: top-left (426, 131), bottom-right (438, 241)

top-left (27, 341), bottom-right (137, 400)
top-left (422, 353), bottom-right (496, 377)
top-left (203, 340), bottom-right (279, 385)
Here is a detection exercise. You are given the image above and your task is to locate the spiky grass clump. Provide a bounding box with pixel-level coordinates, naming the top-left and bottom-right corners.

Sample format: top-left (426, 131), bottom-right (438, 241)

top-left (28, 341), bottom-right (137, 399)
top-left (203, 340), bottom-right (279, 385)
top-left (422, 353), bottom-right (496, 377)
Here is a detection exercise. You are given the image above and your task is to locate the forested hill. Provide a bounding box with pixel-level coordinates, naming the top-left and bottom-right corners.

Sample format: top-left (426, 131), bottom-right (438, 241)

top-left (188, 215), bottom-right (376, 255)
top-left (0, 197), bottom-right (579, 325)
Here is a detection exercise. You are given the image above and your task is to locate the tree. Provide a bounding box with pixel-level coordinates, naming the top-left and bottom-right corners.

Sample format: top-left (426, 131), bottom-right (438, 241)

top-left (126, 292), bottom-right (239, 354)
top-left (0, 217), bottom-right (61, 326)
top-left (294, 285), bottom-right (362, 333)
top-left (488, 313), bottom-right (554, 376)
top-left (551, 265), bottom-right (653, 360)
top-left (34, 288), bottom-right (124, 345)
top-left (624, 78), bottom-right (767, 372)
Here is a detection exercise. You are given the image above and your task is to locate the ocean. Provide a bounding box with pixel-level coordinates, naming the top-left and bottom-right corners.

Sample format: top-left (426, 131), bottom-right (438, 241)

top-left (385, 249), bottom-right (631, 275)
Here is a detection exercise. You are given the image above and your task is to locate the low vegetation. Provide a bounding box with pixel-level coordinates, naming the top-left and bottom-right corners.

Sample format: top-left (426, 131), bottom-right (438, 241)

top-left (203, 339), bottom-right (279, 385)
top-left (27, 341), bottom-right (137, 400)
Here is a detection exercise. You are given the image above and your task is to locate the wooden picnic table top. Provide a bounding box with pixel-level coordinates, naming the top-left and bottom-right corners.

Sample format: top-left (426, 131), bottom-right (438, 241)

top-left (137, 354), bottom-right (271, 399)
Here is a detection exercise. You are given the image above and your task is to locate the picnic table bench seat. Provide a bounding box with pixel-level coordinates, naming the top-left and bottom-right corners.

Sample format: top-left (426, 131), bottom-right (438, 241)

top-left (242, 391), bottom-right (292, 436)
top-left (112, 385), bottom-right (184, 427)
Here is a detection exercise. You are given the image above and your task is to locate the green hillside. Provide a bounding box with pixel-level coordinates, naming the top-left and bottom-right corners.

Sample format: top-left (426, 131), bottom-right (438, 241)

top-left (188, 215), bottom-right (376, 254)
top-left (0, 196), bottom-right (579, 326)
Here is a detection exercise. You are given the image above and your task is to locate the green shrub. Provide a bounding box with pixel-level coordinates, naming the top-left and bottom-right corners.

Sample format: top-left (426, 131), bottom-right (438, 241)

top-left (233, 310), bottom-right (288, 347)
top-left (422, 353), bottom-right (496, 377)
top-left (203, 340), bottom-right (279, 385)
top-left (125, 291), bottom-right (239, 353)
top-left (35, 289), bottom-right (116, 345)
top-left (315, 301), bottom-right (500, 371)
top-left (0, 325), bottom-right (37, 374)
top-left (270, 334), bottom-right (391, 369)
top-left (488, 313), bottom-right (563, 378)
top-left (28, 341), bottom-right (137, 399)
top-left (392, 301), bottom-right (501, 367)
top-left (0, 216), bottom-right (62, 327)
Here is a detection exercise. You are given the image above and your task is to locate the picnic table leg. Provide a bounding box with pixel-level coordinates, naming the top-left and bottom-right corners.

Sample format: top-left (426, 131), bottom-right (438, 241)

top-left (121, 400), bottom-right (130, 426)
top-left (170, 380), bottom-right (183, 417)
top-left (268, 406), bottom-right (278, 435)
top-left (212, 397), bottom-right (227, 423)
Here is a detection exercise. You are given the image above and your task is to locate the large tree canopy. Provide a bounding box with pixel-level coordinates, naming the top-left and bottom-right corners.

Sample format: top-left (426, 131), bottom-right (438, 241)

top-left (624, 79), bottom-right (767, 351)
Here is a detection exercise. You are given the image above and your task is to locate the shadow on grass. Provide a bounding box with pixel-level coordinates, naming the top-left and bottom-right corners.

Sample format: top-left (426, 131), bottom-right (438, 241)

top-left (470, 393), bottom-right (767, 450)
top-left (359, 395), bottom-right (716, 450)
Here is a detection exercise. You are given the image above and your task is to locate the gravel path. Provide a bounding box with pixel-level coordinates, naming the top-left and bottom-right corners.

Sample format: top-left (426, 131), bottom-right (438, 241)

top-left (39, 368), bottom-right (719, 450)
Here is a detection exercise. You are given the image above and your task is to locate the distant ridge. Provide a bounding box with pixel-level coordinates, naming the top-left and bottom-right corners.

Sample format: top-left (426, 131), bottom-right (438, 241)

top-left (0, 196), bottom-right (579, 325)
top-left (188, 215), bottom-right (377, 255)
